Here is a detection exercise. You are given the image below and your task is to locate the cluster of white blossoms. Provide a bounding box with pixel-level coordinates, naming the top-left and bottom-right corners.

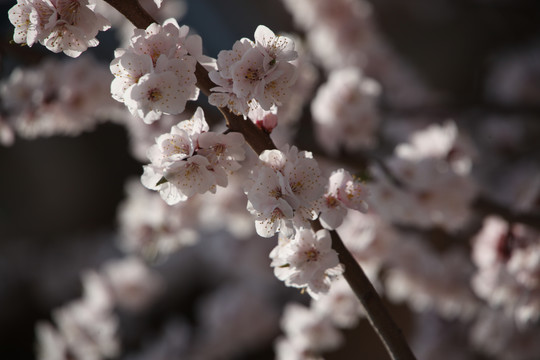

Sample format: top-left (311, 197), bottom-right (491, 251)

top-left (0, 55), bottom-right (118, 143)
top-left (276, 277), bottom-right (365, 359)
top-left (275, 303), bottom-right (343, 360)
top-left (110, 18), bottom-right (199, 124)
top-left (319, 169), bottom-right (370, 230)
top-left (209, 25), bottom-right (298, 116)
top-left (8, 0), bottom-right (110, 57)
top-left (281, 0), bottom-right (373, 70)
top-left (370, 121), bottom-right (477, 231)
top-left (270, 229), bottom-right (342, 298)
top-left (311, 67), bottom-right (381, 154)
top-left (118, 179), bottom-right (201, 258)
top-left (471, 216), bottom-right (540, 326)
top-left (245, 145), bottom-right (325, 238)
top-left (245, 144), bottom-right (370, 297)
top-left (141, 107), bottom-right (246, 205)
top-left (37, 257), bottom-right (163, 360)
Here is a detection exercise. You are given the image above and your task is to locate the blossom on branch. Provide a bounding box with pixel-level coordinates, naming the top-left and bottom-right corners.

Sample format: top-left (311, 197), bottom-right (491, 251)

top-left (9, 0), bottom-right (111, 57)
top-left (110, 18), bottom-right (198, 123)
top-left (245, 145), bottom-right (325, 237)
top-left (141, 107), bottom-right (246, 205)
top-left (270, 228), bottom-right (343, 299)
top-left (319, 168), bottom-right (370, 230)
top-left (209, 25), bottom-right (298, 117)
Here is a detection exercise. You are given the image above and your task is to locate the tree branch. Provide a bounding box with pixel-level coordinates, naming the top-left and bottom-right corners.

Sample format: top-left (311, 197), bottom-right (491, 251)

top-left (103, 1), bottom-right (417, 359)
top-left (104, 0), bottom-right (155, 29)
top-left (311, 220), bottom-right (416, 360)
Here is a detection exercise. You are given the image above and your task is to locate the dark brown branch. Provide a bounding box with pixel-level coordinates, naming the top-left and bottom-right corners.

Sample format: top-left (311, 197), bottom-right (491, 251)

top-left (104, 0), bottom-right (155, 29)
top-left (311, 220), bottom-right (416, 360)
top-left (103, 2), bottom-right (417, 359)
top-left (194, 63), bottom-right (277, 154)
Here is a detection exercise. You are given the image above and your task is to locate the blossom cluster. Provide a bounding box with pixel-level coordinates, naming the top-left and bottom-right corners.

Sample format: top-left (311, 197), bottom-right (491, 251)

top-left (110, 18), bottom-right (199, 124)
top-left (0, 55), bottom-right (118, 144)
top-left (318, 169), bottom-right (370, 230)
top-left (245, 145), bottom-right (325, 237)
top-left (275, 277), bottom-right (364, 359)
top-left (141, 107), bottom-right (246, 205)
top-left (370, 121), bottom-right (477, 231)
top-left (281, 0), bottom-right (372, 70)
top-left (270, 229), bottom-right (342, 298)
top-left (37, 257), bottom-right (162, 360)
top-left (245, 144), bottom-right (369, 297)
top-left (472, 216), bottom-right (540, 326)
top-left (8, 0), bottom-right (110, 57)
top-left (311, 67), bottom-right (381, 154)
top-left (209, 25), bottom-right (298, 117)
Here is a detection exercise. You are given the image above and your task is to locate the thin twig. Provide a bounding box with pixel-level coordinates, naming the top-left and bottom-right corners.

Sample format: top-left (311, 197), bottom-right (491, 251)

top-left (311, 220), bottom-right (416, 360)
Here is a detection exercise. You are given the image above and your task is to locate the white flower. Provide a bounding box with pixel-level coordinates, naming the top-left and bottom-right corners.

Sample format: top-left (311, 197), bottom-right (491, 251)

top-left (312, 277), bottom-right (364, 328)
top-left (36, 322), bottom-right (69, 360)
top-left (274, 337), bottom-right (323, 360)
top-left (167, 155), bottom-right (216, 196)
top-left (254, 25), bottom-right (297, 72)
top-left (8, 0), bottom-right (55, 47)
top-left (231, 47), bottom-right (266, 98)
top-left (209, 26), bottom-right (298, 115)
top-left (279, 303), bottom-right (343, 352)
top-left (141, 108), bottom-right (245, 205)
top-left (117, 179), bottom-right (201, 258)
top-left (131, 21), bottom-right (181, 62)
top-left (311, 68), bottom-right (380, 154)
top-left (270, 228), bottom-right (342, 298)
top-left (110, 19), bottom-right (198, 122)
top-left (246, 146), bottom-right (324, 237)
top-left (52, 271), bottom-right (119, 360)
top-left (213, 38), bottom-right (254, 79)
top-left (319, 169), bottom-right (369, 229)
top-left (124, 70), bottom-right (189, 124)
top-left (370, 122), bottom-right (477, 231)
top-left (110, 51), bottom-right (153, 103)
top-left (43, 0), bottom-right (111, 57)
top-left (198, 131), bottom-right (246, 172)
top-left (102, 257), bottom-right (163, 311)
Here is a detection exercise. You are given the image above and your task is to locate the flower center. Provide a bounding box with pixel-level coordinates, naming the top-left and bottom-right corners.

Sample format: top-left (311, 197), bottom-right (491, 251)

top-left (305, 248), bottom-right (320, 262)
top-left (148, 88), bottom-right (162, 102)
top-left (244, 68), bottom-right (260, 81)
top-left (326, 195), bottom-right (339, 208)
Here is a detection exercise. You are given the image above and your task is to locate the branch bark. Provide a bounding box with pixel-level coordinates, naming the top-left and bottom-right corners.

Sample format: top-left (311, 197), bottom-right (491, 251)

top-left (104, 1), bottom-right (417, 359)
